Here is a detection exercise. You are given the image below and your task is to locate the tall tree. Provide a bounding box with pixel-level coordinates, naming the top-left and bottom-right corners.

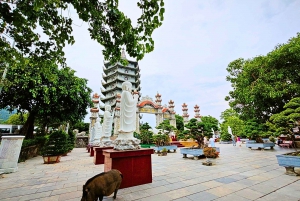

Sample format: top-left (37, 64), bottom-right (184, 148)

top-left (6, 113), bottom-right (28, 125)
top-left (0, 59), bottom-right (92, 138)
top-left (175, 114), bottom-right (184, 131)
top-left (220, 108), bottom-right (245, 140)
top-left (0, 0), bottom-right (165, 67)
top-left (225, 33), bottom-right (300, 122)
top-left (269, 97), bottom-right (300, 136)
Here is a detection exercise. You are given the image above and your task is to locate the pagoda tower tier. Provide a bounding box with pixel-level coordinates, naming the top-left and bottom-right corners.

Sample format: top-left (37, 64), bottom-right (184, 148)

top-left (100, 49), bottom-right (141, 111)
top-left (182, 103), bottom-right (189, 125)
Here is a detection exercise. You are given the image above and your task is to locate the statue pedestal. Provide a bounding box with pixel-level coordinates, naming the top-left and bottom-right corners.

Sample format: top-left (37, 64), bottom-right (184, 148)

top-left (89, 145), bottom-right (99, 157)
top-left (93, 147), bottom-right (113, 165)
top-left (103, 148), bottom-right (154, 189)
top-left (0, 136), bottom-right (25, 173)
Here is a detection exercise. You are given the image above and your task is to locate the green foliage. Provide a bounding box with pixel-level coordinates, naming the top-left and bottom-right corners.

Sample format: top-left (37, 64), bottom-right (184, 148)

top-left (70, 121), bottom-right (90, 134)
top-left (0, 59), bottom-right (92, 138)
top-left (269, 97), bottom-right (300, 136)
top-left (140, 122), bottom-right (152, 131)
top-left (161, 147), bottom-right (168, 153)
top-left (243, 119), bottom-right (267, 140)
top-left (67, 130), bottom-right (76, 151)
top-left (21, 136), bottom-right (47, 148)
top-left (6, 113), bottom-right (28, 125)
top-left (0, 0), bottom-right (165, 68)
top-left (156, 119), bottom-right (176, 135)
top-left (135, 122), bottom-right (153, 144)
top-left (219, 109), bottom-right (245, 141)
top-left (152, 133), bottom-right (169, 146)
top-left (269, 136), bottom-right (276, 143)
top-left (184, 116), bottom-right (219, 148)
top-left (175, 114), bottom-right (184, 131)
top-left (153, 119), bottom-right (176, 146)
top-left (41, 130), bottom-right (69, 156)
top-left (225, 33), bottom-right (300, 122)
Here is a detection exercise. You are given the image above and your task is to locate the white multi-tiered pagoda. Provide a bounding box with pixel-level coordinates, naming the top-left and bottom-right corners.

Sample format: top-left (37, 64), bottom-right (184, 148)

top-left (100, 49), bottom-right (141, 112)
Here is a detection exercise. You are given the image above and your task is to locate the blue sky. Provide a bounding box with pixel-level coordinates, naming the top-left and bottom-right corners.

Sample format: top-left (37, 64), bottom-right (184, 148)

top-left (63, 0), bottom-right (300, 128)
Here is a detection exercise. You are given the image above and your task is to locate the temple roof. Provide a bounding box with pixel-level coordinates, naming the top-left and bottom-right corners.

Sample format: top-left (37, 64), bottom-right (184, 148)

top-left (138, 100), bottom-right (159, 108)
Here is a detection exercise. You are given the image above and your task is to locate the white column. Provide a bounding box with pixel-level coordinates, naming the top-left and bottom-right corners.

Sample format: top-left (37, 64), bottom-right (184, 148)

top-left (0, 136), bottom-right (25, 173)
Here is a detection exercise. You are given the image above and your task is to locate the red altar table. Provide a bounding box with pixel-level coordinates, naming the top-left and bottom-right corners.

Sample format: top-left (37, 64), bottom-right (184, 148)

top-left (93, 147), bottom-right (113, 165)
top-left (103, 148), bottom-right (154, 189)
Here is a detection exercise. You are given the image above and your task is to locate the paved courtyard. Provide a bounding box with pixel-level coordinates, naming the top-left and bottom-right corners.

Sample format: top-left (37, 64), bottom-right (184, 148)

top-left (0, 143), bottom-right (299, 201)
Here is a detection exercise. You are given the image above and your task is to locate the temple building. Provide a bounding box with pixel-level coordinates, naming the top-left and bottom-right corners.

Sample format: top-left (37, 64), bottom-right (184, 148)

top-left (100, 49), bottom-right (141, 111)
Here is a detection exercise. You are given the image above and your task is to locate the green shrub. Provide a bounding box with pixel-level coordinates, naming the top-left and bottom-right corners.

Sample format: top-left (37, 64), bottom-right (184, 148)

top-left (67, 130), bottom-right (75, 151)
top-left (41, 130), bottom-right (68, 156)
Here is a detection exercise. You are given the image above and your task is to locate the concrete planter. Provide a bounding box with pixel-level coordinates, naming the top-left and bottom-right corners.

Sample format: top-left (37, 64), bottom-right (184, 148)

top-left (246, 141), bottom-right (275, 150)
top-left (276, 152), bottom-right (300, 176)
top-left (43, 156), bottom-right (62, 164)
top-left (150, 145), bottom-right (177, 153)
top-left (180, 147), bottom-right (220, 160)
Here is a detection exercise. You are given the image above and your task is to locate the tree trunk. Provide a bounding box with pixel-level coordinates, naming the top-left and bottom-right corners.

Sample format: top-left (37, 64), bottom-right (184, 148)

top-left (20, 112), bottom-right (35, 139)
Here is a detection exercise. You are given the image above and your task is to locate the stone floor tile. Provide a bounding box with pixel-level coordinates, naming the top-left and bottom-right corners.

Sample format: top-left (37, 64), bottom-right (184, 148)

top-left (207, 186), bottom-right (235, 197)
top-left (172, 197), bottom-right (192, 201)
top-left (214, 193), bottom-right (251, 201)
top-left (58, 191), bottom-right (82, 201)
top-left (139, 193), bottom-right (173, 201)
top-left (18, 191), bottom-right (52, 201)
top-left (234, 188), bottom-right (265, 200)
top-left (50, 186), bottom-right (78, 196)
top-left (185, 184), bottom-right (210, 193)
top-left (143, 185), bottom-right (169, 196)
top-left (186, 191), bottom-right (218, 201)
top-left (163, 188), bottom-right (194, 199)
top-left (201, 180), bottom-right (223, 188)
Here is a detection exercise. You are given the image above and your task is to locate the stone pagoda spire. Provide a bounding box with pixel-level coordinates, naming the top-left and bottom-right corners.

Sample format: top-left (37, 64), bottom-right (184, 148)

top-left (182, 103), bottom-right (189, 125)
top-left (155, 92), bottom-right (162, 108)
top-left (194, 104), bottom-right (201, 121)
top-left (100, 50), bottom-right (141, 112)
top-left (154, 92), bottom-right (163, 127)
top-left (89, 93), bottom-right (100, 136)
top-left (168, 100), bottom-right (176, 128)
top-left (90, 93), bottom-right (100, 124)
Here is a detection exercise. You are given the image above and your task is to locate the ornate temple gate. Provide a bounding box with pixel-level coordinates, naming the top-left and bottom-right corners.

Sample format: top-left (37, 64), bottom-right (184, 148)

top-left (113, 93), bottom-right (176, 134)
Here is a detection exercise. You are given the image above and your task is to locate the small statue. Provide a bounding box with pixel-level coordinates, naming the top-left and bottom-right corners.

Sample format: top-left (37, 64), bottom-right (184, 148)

top-left (102, 105), bottom-right (114, 142)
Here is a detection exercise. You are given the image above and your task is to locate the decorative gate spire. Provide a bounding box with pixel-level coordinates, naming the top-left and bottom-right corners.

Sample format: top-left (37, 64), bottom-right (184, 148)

top-left (194, 104), bottom-right (201, 121)
top-left (182, 103), bottom-right (189, 125)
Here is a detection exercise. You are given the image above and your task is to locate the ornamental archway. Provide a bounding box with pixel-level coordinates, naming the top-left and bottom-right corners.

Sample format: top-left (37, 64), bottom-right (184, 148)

top-left (113, 93), bottom-right (176, 134)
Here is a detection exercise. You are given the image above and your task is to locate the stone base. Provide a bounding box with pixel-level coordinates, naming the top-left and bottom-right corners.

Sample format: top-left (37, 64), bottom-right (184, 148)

top-left (93, 147), bottom-right (113, 165)
top-left (103, 148), bottom-right (154, 189)
top-left (0, 167), bottom-right (18, 173)
top-left (113, 139), bottom-right (141, 150)
top-left (98, 141), bottom-right (114, 147)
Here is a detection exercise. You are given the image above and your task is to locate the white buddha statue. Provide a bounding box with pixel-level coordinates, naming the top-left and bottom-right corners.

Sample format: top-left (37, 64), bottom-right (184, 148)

top-left (92, 118), bottom-right (103, 145)
top-left (114, 81), bottom-right (140, 150)
top-left (102, 105), bottom-right (114, 141)
top-left (118, 81), bottom-right (139, 137)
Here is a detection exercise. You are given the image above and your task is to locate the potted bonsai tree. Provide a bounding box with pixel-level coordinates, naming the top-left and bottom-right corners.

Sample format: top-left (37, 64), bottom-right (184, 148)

top-left (269, 97), bottom-right (300, 176)
top-left (41, 130), bottom-right (69, 164)
top-left (67, 129), bottom-right (76, 152)
top-left (180, 116), bottom-right (219, 160)
top-left (150, 120), bottom-right (177, 153)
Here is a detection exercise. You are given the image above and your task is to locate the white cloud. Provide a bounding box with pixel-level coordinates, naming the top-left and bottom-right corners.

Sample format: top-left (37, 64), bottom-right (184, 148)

top-left (62, 0), bottom-right (300, 126)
